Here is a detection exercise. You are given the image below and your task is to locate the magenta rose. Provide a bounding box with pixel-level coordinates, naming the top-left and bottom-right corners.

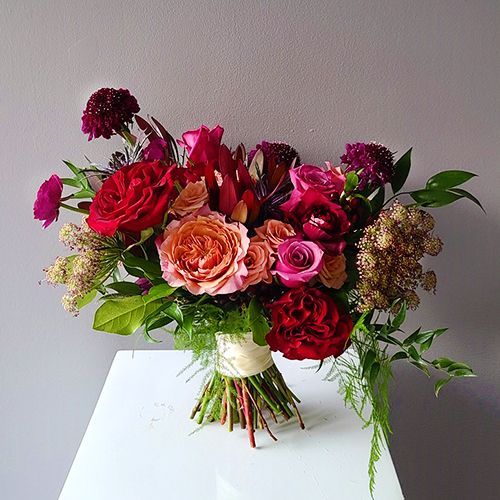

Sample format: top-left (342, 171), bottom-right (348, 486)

top-left (33, 174), bottom-right (63, 228)
top-left (177, 125), bottom-right (224, 164)
top-left (290, 163), bottom-right (345, 197)
top-left (272, 237), bottom-right (324, 288)
top-left (280, 188), bottom-right (350, 254)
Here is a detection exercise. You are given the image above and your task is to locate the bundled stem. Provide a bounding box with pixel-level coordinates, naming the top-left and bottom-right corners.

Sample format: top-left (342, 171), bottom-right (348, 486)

top-left (190, 363), bottom-right (304, 447)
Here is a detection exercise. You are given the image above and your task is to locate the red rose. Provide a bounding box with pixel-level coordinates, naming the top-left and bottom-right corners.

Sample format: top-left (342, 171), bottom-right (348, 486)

top-left (280, 188), bottom-right (350, 254)
top-left (177, 124), bottom-right (224, 165)
top-left (266, 287), bottom-right (353, 360)
top-left (87, 161), bottom-right (179, 236)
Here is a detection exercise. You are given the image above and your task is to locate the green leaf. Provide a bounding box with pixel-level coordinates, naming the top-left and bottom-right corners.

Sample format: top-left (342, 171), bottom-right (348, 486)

top-left (390, 148), bottom-right (412, 194)
top-left (369, 361), bottom-right (380, 386)
top-left (403, 327), bottom-right (422, 346)
top-left (362, 349), bottom-right (376, 378)
top-left (434, 376), bottom-right (452, 397)
top-left (122, 253), bottom-right (162, 280)
top-left (426, 170), bottom-right (476, 191)
top-left (146, 283), bottom-right (176, 301)
top-left (344, 172), bottom-right (359, 193)
top-left (410, 189), bottom-right (463, 207)
top-left (145, 301), bottom-right (183, 332)
top-left (414, 328), bottom-right (448, 344)
top-left (391, 302), bottom-right (407, 330)
top-left (390, 351), bottom-right (409, 362)
top-left (410, 360), bottom-right (430, 377)
top-left (432, 357), bottom-right (455, 370)
top-left (248, 297), bottom-right (270, 346)
top-left (93, 296), bottom-right (162, 335)
top-left (63, 160), bottom-right (90, 189)
top-left (407, 345), bottom-right (421, 361)
top-left (448, 188), bottom-right (485, 212)
top-left (370, 185), bottom-right (385, 214)
top-left (76, 289), bottom-right (97, 309)
top-left (106, 282), bottom-right (142, 295)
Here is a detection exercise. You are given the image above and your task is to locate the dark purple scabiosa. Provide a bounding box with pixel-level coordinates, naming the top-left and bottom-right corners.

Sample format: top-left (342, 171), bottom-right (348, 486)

top-left (341, 142), bottom-right (394, 189)
top-left (248, 141), bottom-right (300, 168)
top-left (81, 88), bottom-right (140, 141)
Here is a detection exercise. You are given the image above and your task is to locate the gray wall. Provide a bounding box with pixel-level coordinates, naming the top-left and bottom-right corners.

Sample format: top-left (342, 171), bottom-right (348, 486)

top-left (1, 1), bottom-right (499, 499)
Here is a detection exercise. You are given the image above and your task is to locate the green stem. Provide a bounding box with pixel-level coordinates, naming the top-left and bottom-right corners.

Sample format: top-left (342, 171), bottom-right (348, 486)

top-left (60, 202), bottom-right (89, 215)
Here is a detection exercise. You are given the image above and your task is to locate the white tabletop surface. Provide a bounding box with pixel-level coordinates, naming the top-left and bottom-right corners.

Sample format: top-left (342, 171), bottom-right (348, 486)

top-left (59, 350), bottom-right (404, 500)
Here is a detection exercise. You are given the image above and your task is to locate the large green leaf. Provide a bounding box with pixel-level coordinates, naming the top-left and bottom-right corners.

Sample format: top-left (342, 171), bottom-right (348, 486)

top-left (106, 281), bottom-right (142, 295)
top-left (248, 297), bottom-right (270, 346)
top-left (390, 148), bottom-right (412, 194)
top-left (426, 170), bottom-right (476, 191)
top-left (410, 189), bottom-right (462, 207)
top-left (93, 296), bottom-right (162, 335)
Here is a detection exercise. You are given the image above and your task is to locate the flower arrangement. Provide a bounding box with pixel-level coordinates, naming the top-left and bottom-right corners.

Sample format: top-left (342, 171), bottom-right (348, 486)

top-left (35, 87), bottom-right (482, 494)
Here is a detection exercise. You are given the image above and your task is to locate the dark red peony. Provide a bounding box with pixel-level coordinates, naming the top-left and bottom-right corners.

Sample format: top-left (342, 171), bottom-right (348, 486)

top-left (266, 287), bottom-right (353, 360)
top-left (87, 160), bottom-right (179, 236)
top-left (81, 88), bottom-right (140, 141)
top-left (280, 188), bottom-right (350, 254)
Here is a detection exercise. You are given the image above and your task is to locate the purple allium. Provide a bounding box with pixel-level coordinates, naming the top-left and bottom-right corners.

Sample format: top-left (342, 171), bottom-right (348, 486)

top-left (81, 88), bottom-right (140, 141)
top-left (34, 174), bottom-right (63, 228)
top-left (248, 141), bottom-right (300, 168)
top-left (341, 142), bottom-right (394, 189)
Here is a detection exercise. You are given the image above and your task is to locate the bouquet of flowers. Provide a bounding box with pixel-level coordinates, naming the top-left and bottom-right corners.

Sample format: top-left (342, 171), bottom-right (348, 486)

top-left (35, 87), bottom-right (481, 493)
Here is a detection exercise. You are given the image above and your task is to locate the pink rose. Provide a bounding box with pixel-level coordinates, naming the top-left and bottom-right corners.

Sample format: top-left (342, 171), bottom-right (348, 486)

top-left (177, 125), bottom-right (224, 164)
top-left (157, 207), bottom-right (249, 295)
top-left (33, 174), bottom-right (63, 228)
top-left (273, 238), bottom-right (324, 288)
top-left (241, 239), bottom-right (275, 291)
top-left (290, 163), bottom-right (345, 196)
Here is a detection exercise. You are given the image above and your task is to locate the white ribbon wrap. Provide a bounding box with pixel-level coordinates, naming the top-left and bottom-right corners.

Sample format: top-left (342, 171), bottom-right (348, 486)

top-left (216, 332), bottom-right (274, 378)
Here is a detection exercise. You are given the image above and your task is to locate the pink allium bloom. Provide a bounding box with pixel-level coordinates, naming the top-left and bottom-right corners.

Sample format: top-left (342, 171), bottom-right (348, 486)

top-left (273, 237), bottom-right (324, 288)
top-left (290, 163), bottom-right (345, 197)
top-left (157, 206), bottom-right (249, 296)
top-left (143, 138), bottom-right (169, 161)
top-left (177, 125), bottom-right (224, 164)
top-left (33, 174), bottom-right (63, 228)
top-left (81, 88), bottom-right (140, 141)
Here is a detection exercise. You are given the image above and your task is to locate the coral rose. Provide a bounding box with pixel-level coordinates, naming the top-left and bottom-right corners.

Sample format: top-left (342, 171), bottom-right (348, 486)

top-left (266, 286), bottom-right (353, 361)
top-left (319, 254), bottom-right (348, 289)
top-left (254, 219), bottom-right (296, 252)
top-left (171, 181), bottom-right (209, 217)
top-left (241, 239), bottom-right (275, 291)
top-left (157, 208), bottom-right (249, 295)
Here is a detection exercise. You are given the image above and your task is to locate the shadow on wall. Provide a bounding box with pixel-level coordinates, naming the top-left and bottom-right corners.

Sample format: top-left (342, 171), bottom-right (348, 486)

top-left (390, 364), bottom-right (499, 500)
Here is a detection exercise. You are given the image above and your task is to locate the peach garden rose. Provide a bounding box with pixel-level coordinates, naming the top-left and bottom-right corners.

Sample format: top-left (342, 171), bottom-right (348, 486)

top-left (241, 239), bottom-right (275, 291)
top-left (319, 253), bottom-right (347, 289)
top-left (171, 180), bottom-right (209, 217)
top-left (157, 207), bottom-right (249, 295)
top-left (254, 219), bottom-right (296, 252)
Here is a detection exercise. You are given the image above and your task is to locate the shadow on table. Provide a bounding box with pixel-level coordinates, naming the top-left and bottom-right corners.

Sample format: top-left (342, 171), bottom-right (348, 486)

top-left (389, 365), bottom-right (499, 500)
